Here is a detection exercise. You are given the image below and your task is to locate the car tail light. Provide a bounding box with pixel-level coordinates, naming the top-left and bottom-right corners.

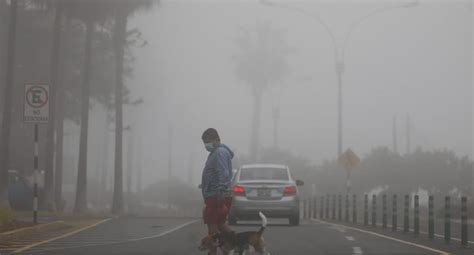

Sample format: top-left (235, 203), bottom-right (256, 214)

top-left (283, 186), bottom-right (297, 195)
top-left (233, 185), bottom-right (245, 196)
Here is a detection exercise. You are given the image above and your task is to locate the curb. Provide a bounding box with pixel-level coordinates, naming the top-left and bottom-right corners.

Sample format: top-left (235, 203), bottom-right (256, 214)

top-left (0, 221), bottom-right (69, 243)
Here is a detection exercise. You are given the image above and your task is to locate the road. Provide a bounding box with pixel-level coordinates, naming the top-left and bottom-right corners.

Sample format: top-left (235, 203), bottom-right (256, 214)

top-left (9, 217), bottom-right (461, 255)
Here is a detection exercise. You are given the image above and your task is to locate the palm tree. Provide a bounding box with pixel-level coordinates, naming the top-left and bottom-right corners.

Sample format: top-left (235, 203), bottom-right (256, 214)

top-left (233, 22), bottom-right (290, 161)
top-left (0, 0), bottom-right (18, 210)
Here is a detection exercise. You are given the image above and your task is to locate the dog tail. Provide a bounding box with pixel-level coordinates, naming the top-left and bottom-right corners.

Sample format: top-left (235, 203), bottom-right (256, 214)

top-left (257, 211), bottom-right (267, 235)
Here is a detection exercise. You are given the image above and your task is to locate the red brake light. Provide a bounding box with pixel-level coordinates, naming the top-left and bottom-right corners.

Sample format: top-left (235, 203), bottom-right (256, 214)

top-left (233, 185), bottom-right (245, 195)
top-left (283, 186), bottom-right (297, 195)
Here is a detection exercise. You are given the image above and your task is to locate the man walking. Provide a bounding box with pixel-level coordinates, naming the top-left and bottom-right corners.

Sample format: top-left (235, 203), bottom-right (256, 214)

top-left (201, 128), bottom-right (234, 254)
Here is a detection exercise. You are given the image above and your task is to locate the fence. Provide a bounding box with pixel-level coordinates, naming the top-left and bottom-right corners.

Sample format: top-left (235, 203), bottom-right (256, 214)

top-left (300, 194), bottom-right (470, 247)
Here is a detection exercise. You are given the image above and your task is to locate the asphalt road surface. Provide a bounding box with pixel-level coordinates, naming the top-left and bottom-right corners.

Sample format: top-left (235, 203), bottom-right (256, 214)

top-left (12, 217), bottom-right (460, 255)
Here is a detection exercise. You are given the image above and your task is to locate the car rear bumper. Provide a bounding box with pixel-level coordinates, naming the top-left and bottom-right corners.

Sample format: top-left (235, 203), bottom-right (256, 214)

top-left (230, 196), bottom-right (299, 219)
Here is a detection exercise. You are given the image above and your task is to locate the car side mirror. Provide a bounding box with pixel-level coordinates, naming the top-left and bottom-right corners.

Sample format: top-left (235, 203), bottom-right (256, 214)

top-left (296, 180), bottom-right (304, 186)
top-left (198, 184), bottom-right (202, 189)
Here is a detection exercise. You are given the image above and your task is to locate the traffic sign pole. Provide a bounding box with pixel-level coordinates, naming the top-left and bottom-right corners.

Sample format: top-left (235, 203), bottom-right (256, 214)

top-left (338, 149), bottom-right (359, 196)
top-left (346, 170), bottom-right (351, 195)
top-left (24, 84), bottom-right (49, 224)
top-left (33, 123), bottom-right (38, 224)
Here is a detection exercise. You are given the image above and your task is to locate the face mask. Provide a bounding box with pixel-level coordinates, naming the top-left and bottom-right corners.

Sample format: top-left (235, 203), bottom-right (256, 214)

top-left (204, 143), bottom-right (214, 152)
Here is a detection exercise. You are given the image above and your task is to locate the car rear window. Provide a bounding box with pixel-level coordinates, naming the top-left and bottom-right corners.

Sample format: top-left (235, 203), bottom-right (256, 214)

top-left (239, 168), bottom-right (289, 181)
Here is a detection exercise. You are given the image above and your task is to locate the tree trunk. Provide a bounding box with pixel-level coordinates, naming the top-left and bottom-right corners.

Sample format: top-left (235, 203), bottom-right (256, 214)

top-left (111, 11), bottom-right (128, 215)
top-left (98, 113), bottom-right (110, 208)
top-left (54, 96), bottom-right (64, 212)
top-left (136, 141), bottom-right (142, 194)
top-left (74, 19), bottom-right (94, 213)
top-left (0, 0), bottom-right (17, 209)
top-left (125, 131), bottom-right (133, 212)
top-left (44, 1), bottom-right (63, 212)
top-left (249, 88), bottom-right (263, 162)
top-left (54, 15), bottom-right (71, 213)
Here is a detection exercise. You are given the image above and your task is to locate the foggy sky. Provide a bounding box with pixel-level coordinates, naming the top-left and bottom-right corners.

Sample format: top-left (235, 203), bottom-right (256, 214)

top-left (80, 0), bottom-right (472, 189)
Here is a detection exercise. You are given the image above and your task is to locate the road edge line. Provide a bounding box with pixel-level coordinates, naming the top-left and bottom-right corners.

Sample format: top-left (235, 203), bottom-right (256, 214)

top-left (13, 218), bottom-right (112, 253)
top-left (314, 219), bottom-right (451, 255)
top-left (16, 219), bottom-right (198, 254)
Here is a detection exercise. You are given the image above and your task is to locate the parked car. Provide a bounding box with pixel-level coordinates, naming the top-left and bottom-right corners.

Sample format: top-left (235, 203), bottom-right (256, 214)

top-left (229, 164), bottom-right (304, 226)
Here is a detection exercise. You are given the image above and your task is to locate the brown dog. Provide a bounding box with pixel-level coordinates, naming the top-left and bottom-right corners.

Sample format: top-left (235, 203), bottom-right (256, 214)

top-left (199, 212), bottom-right (268, 255)
top-left (198, 232), bottom-right (219, 254)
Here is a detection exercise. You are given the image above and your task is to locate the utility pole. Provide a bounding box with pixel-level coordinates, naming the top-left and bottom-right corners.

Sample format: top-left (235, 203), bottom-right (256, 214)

top-left (393, 115), bottom-right (398, 153)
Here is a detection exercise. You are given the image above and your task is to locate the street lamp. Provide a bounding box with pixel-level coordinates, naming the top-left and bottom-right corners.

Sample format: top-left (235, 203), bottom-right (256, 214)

top-left (260, 0), bottom-right (418, 158)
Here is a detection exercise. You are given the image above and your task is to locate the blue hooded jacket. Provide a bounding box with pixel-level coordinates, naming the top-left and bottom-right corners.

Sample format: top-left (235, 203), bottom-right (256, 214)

top-left (201, 144), bottom-right (234, 199)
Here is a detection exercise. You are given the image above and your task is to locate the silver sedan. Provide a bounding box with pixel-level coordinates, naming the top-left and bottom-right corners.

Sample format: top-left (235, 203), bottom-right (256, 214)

top-left (229, 164), bottom-right (304, 226)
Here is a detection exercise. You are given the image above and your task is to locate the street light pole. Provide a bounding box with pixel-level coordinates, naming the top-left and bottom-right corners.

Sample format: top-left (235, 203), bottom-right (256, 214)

top-left (260, 0), bottom-right (418, 158)
top-left (337, 61), bottom-right (344, 157)
top-left (167, 125), bottom-right (173, 211)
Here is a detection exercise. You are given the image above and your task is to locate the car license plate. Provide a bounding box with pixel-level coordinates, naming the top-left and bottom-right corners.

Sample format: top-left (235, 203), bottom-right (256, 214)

top-left (257, 189), bottom-right (271, 197)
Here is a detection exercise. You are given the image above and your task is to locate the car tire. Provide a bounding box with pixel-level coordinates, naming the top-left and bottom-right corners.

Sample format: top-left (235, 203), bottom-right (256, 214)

top-left (289, 214), bottom-right (300, 226)
top-left (229, 215), bottom-right (237, 225)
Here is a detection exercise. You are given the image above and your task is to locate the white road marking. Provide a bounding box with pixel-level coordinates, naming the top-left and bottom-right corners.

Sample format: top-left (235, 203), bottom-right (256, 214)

top-left (375, 222), bottom-right (473, 244)
top-left (352, 246), bottom-right (363, 254)
top-left (314, 219), bottom-right (451, 255)
top-left (329, 224), bottom-right (346, 233)
top-left (17, 220), bottom-right (198, 254)
top-left (346, 236), bottom-right (355, 241)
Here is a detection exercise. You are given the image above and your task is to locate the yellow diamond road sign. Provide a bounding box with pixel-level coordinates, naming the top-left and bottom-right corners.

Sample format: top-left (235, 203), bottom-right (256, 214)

top-left (337, 149), bottom-right (360, 171)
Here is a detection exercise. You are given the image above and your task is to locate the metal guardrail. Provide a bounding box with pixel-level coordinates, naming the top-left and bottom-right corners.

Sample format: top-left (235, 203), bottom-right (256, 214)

top-left (300, 194), bottom-right (470, 247)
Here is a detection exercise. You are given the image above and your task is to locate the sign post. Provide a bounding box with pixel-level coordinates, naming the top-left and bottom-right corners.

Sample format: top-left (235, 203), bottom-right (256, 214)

top-left (337, 149), bottom-right (360, 195)
top-left (24, 84), bottom-right (50, 224)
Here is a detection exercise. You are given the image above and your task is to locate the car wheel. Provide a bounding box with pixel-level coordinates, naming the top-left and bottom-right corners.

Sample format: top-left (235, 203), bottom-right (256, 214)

top-left (289, 214), bottom-right (300, 226)
top-left (229, 215), bottom-right (237, 225)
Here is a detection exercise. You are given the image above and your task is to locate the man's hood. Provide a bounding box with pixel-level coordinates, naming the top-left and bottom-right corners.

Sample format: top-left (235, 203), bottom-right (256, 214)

top-left (219, 144), bottom-right (234, 159)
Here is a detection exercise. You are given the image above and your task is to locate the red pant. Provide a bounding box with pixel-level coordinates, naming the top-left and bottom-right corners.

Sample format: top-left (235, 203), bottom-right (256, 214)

top-left (203, 197), bottom-right (232, 225)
